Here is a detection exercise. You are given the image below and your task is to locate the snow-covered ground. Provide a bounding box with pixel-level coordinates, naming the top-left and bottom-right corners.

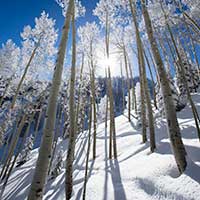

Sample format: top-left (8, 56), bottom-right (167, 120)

top-left (1, 92), bottom-right (200, 200)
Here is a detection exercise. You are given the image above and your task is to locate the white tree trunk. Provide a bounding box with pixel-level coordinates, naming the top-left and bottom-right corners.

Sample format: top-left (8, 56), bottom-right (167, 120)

top-left (140, 0), bottom-right (187, 172)
top-left (27, 1), bottom-right (74, 199)
top-left (65, 3), bottom-right (77, 199)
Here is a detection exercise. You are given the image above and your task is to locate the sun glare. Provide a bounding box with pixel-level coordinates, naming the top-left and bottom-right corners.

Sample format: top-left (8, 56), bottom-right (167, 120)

top-left (95, 47), bottom-right (121, 76)
top-left (98, 55), bottom-right (119, 76)
top-left (101, 58), bottom-right (113, 67)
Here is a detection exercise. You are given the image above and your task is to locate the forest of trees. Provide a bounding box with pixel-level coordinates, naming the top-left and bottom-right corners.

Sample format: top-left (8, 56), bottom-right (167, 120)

top-left (0, 0), bottom-right (199, 199)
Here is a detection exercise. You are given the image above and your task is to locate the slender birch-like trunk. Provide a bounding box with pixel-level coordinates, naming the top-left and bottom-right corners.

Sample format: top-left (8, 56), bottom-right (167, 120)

top-left (48, 105), bottom-right (63, 175)
top-left (65, 3), bottom-right (77, 199)
top-left (90, 67), bottom-right (97, 160)
top-left (120, 60), bottom-right (125, 112)
top-left (138, 0), bottom-right (187, 172)
top-left (105, 69), bottom-right (108, 129)
top-left (143, 49), bottom-right (157, 110)
top-left (172, 0), bottom-right (200, 33)
top-left (32, 108), bottom-right (44, 148)
top-left (127, 59), bottom-right (137, 114)
top-left (129, 0), bottom-right (147, 142)
top-left (160, 3), bottom-right (200, 139)
top-left (0, 114), bottom-right (27, 180)
top-left (107, 68), bottom-right (117, 159)
top-left (183, 12), bottom-right (200, 33)
top-left (105, 12), bottom-right (117, 159)
top-left (27, 1), bottom-right (74, 199)
top-left (0, 115), bottom-right (20, 165)
top-left (82, 98), bottom-right (92, 200)
top-left (89, 41), bottom-right (97, 160)
top-left (138, 50), bottom-right (147, 143)
top-left (183, 23), bottom-right (199, 70)
top-left (168, 27), bottom-right (200, 139)
top-left (0, 110), bottom-right (35, 198)
top-left (75, 53), bottom-right (84, 134)
top-left (140, 46), bottom-right (156, 152)
top-left (11, 41), bottom-right (40, 109)
top-left (123, 46), bottom-right (131, 122)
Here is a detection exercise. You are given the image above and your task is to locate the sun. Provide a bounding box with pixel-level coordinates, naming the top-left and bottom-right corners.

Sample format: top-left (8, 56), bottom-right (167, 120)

top-left (97, 54), bottom-right (119, 76)
top-left (95, 45), bottom-right (121, 76)
top-left (100, 57), bottom-right (115, 68)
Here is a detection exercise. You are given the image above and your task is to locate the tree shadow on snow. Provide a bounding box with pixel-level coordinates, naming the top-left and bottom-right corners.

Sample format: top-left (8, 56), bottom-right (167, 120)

top-left (180, 124), bottom-right (199, 139)
top-left (157, 141), bottom-right (200, 163)
top-left (74, 131), bottom-right (88, 162)
top-left (119, 142), bottom-right (150, 164)
top-left (135, 177), bottom-right (193, 200)
top-left (45, 172), bottom-right (65, 200)
top-left (74, 131), bottom-right (88, 166)
top-left (185, 160), bottom-right (200, 184)
top-left (74, 160), bottom-right (95, 200)
top-left (109, 159), bottom-right (127, 200)
top-left (2, 167), bottom-right (34, 200)
top-left (116, 131), bottom-right (138, 138)
top-left (103, 128), bottom-right (109, 200)
top-left (177, 105), bottom-right (200, 120)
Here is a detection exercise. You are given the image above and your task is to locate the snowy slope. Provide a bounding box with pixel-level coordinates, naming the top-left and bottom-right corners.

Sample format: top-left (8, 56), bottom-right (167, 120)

top-left (1, 92), bottom-right (200, 200)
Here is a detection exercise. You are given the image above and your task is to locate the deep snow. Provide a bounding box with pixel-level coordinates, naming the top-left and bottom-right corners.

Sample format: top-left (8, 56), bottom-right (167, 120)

top-left (1, 92), bottom-right (200, 200)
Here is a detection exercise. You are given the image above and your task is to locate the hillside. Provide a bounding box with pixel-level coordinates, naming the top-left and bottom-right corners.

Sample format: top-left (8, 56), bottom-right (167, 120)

top-left (1, 92), bottom-right (200, 200)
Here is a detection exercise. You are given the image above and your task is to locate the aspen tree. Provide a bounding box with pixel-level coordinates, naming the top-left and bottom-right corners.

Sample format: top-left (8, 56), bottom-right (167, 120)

top-left (128, 0), bottom-right (147, 143)
top-left (0, 109), bottom-right (36, 199)
top-left (160, 3), bottom-right (200, 140)
top-left (123, 46), bottom-right (131, 122)
top-left (139, 0), bottom-right (187, 172)
top-left (172, 0), bottom-right (200, 33)
top-left (90, 66), bottom-right (97, 159)
top-left (128, 60), bottom-right (137, 114)
top-left (105, 69), bottom-right (109, 129)
top-left (28, 0), bottom-right (74, 199)
top-left (75, 53), bottom-right (85, 133)
top-left (0, 115), bottom-right (20, 165)
top-left (11, 42), bottom-right (40, 109)
top-left (105, 16), bottom-right (117, 160)
top-left (11, 12), bottom-right (57, 109)
top-left (48, 104), bottom-right (63, 175)
top-left (94, 0), bottom-right (117, 159)
top-left (0, 114), bottom-right (27, 180)
top-left (32, 108), bottom-right (44, 147)
top-left (120, 60), bottom-right (125, 112)
top-left (143, 49), bottom-right (158, 110)
top-left (82, 98), bottom-right (92, 200)
top-left (139, 46), bottom-right (156, 152)
top-left (65, 2), bottom-right (77, 198)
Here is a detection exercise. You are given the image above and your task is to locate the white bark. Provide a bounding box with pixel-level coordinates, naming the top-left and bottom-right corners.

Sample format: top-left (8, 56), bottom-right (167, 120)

top-left (27, 1), bottom-right (74, 199)
top-left (140, 0), bottom-right (187, 172)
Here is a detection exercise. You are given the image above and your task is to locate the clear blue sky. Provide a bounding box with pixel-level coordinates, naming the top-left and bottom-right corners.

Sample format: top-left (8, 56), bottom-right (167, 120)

top-left (0, 0), bottom-right (98, 46)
